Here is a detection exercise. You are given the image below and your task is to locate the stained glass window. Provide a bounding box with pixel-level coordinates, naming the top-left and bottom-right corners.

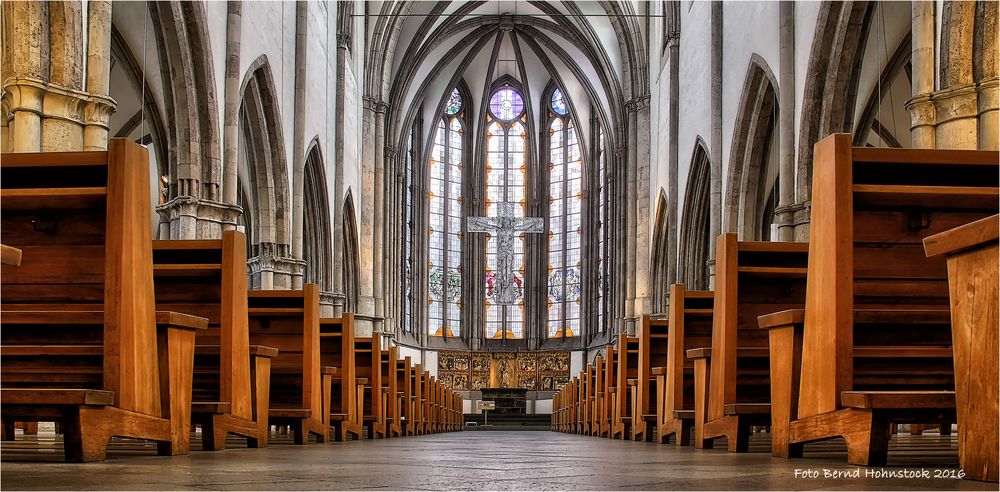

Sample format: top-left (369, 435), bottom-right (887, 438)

top-left (547, 93), bottom-right (583, 338)
top-left (445, 88), bottom-right (462, 115)
top-left (597, 128), bottom-right (606, 333)
top-left (551, 88), bottom-right (569, 115)
top-left (429, 104), bottom-right (463, 337)
top-left (484, 113), bottom-right (527, 340)
top-left (489, 87), bottom-right (524, 122)
top-left (404, 130), bottom-right (414, 334)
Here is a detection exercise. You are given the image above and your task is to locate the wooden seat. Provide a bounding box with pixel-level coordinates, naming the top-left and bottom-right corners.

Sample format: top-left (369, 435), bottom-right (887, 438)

top-left (153, 231), bottom-right (277, 450)
top-left (319, 314), bottom-right (364, 441)
top-left (0, 141), bottom-right (206, 462)
top-left (611, 334), bottom-right (639, 439)
top-left (354, 333), bottom-right (387, 438)
top-left (923, 215), bottom-right (999, 482)
top-left (247, 284), bottom-right (329, 444)
top-left (656, 285), bottom-right (713, 446)
top-left (689, 235), bottom-right (808, 452)
top-left (631, 316), bottom-right (670, 442)
top-left (380, 346), bottom-right (403, 437)
top-left (763, 135), bottom-right (997, 467)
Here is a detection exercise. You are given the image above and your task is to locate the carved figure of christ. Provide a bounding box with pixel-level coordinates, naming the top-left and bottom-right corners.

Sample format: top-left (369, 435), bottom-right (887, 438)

top-left (467, 202), bottom-right (544, 305)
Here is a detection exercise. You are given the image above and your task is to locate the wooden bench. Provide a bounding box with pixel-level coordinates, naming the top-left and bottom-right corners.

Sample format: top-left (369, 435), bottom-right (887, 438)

top-left (354, 333), bottom-right (387, 438)
top-left (247, 284), bottom-right (331, 444)
top-left (398, 356), bottom-right (415, 436)
top-left (599, 346), bottom-right (617, 437)
top-left (152, 230), bottom-right (277, 450)
top-left (380, 346), bottom-right (403, 437)
top-left (612, 334), bottom-right (639, 439)
top-left (654, 285), bottom-right (713, 445)
top-left (412, 364), bottom-right (426, 434)
top-left (0, 140), bottom-right (205, 461)
top-left (319, 313), bottom-right (365, 441)
top-left (924, 215), bottom-right (999, 482)
top-left (763, 135), bottom-right (998, 466)
top-left (631, 315), bottom-right (670, 441)
top-left (588, 354), bottom-right (603, 436)
top-left (689, 234), bottom-right (808, 451)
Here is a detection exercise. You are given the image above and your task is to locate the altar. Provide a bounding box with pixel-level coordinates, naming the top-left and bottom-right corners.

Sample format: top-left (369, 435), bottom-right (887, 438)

top-left (480, 388), bottom-right (528, 415)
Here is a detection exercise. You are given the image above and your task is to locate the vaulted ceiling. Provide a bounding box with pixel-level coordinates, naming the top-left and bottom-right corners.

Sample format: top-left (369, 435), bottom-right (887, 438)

top-left (365, 1), bottom-right (647, 154)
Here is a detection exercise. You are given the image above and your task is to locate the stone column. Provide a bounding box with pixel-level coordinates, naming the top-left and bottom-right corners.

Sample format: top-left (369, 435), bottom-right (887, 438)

top-left (776, 0), bottom-right (796, 242)
top-left (708, 1), bottom-right (723, 287)
top-left (632, 95), bottom-right (652, 332)
top-left (358, 96), bottom-right (378, 334)
top-left (331, 31), bottom-right (350, 318)
top-left (624, 103), bottom-right (638, 336)
top-left (290, 1), bottom-right (308, 289)
top-left (222, 1), bottom-right (243, 207)
top-left (2, 2), bottom-right (47, 152)
top-left (907, 0), bottom-right (937, 149)
top-left (372, 100), bottom-right (388, 334)
top-left (83, 0), bottom-right (113, 151)
top-left (666, 32), bottom-right (679, 285)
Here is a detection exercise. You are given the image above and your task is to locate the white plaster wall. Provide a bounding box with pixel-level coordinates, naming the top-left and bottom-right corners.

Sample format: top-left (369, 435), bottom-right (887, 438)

top-left (534, 399), bottom-right (553, 414)
top-left (424, 350), bottom-right (439, 378)
top-left (569, 350), bottom-right (584, 380)
top-left (396, 344), bottom-right (424, 368)
top-left (675, 1), bottom-right (714, 235)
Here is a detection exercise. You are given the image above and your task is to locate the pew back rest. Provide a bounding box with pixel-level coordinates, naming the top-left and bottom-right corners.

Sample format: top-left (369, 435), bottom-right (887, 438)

top-left (354, 333), bottom-right (383, 415)
top-left (667, 285), bottom-right (714, 412)
top-left (247, 285), bottom-right (320, 412)
top-left (152, 231), bottom-right (252, 417)
top-left (711, 235), bottom-right (808, 416)
top-left (799, 134), bottom-right (999, 418)
top-left (320, 313), bottom-right (356, 416)
top-left (1, 140), bottom-right (161, 415)
top-left (638, 315), bottom-right (670, 414)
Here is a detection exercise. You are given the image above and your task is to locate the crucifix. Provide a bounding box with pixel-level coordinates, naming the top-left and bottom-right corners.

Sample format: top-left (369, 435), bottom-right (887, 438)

top-left (467, 202), bottom-right (544, 305)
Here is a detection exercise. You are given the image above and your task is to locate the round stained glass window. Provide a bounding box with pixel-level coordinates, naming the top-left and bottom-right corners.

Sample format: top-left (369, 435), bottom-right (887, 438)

top-left (489, 87), bottom-right (524, 121)
top-left (444, 88), bottom-right (462, 115)
top-left (551, 88), bottom-right (569, 115)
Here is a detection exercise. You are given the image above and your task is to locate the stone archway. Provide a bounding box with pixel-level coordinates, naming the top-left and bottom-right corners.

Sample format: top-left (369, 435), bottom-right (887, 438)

top-left (342, 191), bottom-right (361, 314)
top-left (303, 140), bottom-right (333, 293)
top-left (678, 140), bottom-right (712, 290)
top-left (650, 191), bottom-right (671, 313)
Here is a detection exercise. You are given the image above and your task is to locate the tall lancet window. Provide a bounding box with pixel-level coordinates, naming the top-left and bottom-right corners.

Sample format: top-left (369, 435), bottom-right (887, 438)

top-left (546, 88), bottom-right (583, 338)
top-left (484, 86), bottom-right (527, 339)
top-left (428, 88), bottom-right (464, 337)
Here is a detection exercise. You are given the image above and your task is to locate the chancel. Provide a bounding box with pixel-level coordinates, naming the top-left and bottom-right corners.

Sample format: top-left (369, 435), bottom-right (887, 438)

top-left (0, 0), bottom-right (997, 490)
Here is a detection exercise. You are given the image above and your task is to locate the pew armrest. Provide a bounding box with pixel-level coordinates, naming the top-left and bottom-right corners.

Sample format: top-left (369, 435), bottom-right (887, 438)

top-left (249, 345), bottom-right (279, 358)
top-left (651, 367), bottom-right (667, 376)
top-left (686, 347), bottom-right (711, 360)
top-left (758, 309), bottom-right (805, 330)
top-left (155, 311), bottom-right (209, 331)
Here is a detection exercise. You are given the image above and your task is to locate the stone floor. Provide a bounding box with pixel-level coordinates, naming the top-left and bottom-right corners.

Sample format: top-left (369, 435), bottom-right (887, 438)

top-left (1, 430), bottom-right (995, 490)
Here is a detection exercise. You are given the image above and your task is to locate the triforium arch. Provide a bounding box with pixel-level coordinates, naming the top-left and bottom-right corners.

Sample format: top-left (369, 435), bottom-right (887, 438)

top-left (148, 1), bottom-right (221, 201)
top-left (342, 190), bottom-right (361, 315)
top-left (725, 54), bottom-right (780, 241)
top-left (678, 139), bottom-right (712, 291)
top-left (650, 190), bottom-right (670, 314)
top-left (238, 55), bottom-right (292, 289)
top-left (303, 139), bottom-right (333, 293)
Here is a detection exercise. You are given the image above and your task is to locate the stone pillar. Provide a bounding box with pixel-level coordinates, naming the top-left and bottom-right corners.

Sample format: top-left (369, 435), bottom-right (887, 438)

top-left (290, 0), bottom-right (308, 289)
top-left (666, 33), bottom-right (679, 285)
top-left (776, 0), bottom-right (797, 242)
top-left (624, 100), bottom-right (638, 336)
top-left (83, 1), bottom-right (113, 151)
top-left (222, 1), bottom-right (243, 207)
top-left (979, 78), bottom-right (999, 150)
top-left (358, 96), bottom-right (377, 334)
top-left (2, 1), bottom-right (47, 152)
top-left (331, 29), bottom-right (350, 318)
top-left (373, 101), bottom-right (387, 334)
top-left (632, 95), bottom-right (652, 332)
top-left (907, 0), bottom-right (937, 149)
top-left (708, 1), bottom-right (723, 286)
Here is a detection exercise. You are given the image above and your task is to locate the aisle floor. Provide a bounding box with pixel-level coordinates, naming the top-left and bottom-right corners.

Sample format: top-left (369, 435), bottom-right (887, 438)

top-left (0, 430), bottom-right (994, 490)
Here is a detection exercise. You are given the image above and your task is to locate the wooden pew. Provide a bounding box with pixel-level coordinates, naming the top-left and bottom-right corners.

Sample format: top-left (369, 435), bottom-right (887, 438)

top-left (399, 356), bottom-right (416, 436)
top-left (612, 334), bottom-right (639, 439)
top-left (924, 215), bottom-right (999, 482)
top-left (654, 285), bottom-right (714, 445)
top-left (380, 346), bottom-right (402, 437)
top-left (355, 333), bottom-right (388, 438)
top-left (1, 244), bottom-right (22, 266)
top-left (152, 231), bottom-right (277, 450)
top-left (763, 135), bottom-right (998, 466)
top-left (689, 234), bottom-right (808, 451)
top-left (589, 354), bottom-right (604, 436)
top-left (412, 364), bottom-right (426, 434)
top-left (631, 315), bottom-right (670, 441)
top-left (0, 140), bottom-right (205, 461)
top-left (247, 284), bottom-right (331, 444)
top-left (599, 346), bottom-right (617, 437)
top-left (319, 313), bottom-right (364, 441)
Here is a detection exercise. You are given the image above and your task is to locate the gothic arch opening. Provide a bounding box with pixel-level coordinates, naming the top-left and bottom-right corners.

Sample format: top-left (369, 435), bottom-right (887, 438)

top-left (726, 55), bottom-right (779, 241)
top-left (342, 191), bottom-right (361, 313)
top-left (237, 56), bottom-right (290, 264)
top-left (679, 140), bottom-right (711, 290)
top-left (303, 140), bottom-right (333, 292)
top-left (650, 191), bottom-right (670, 313)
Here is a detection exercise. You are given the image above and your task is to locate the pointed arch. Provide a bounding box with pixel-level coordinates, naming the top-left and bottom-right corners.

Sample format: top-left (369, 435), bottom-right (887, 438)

top-left (303, 139), bottom-right (333, 292)
top-left (238, 55), bottom-right (291, 258)
top-left (725, 54), bottom-right (780, 241)
top-left (650, 190), bottom-right (670, 313)
top-left (148, 1), bottom-right (221, 201)
top-left (679, 139), bottom-right (712, 290)
top-left (342, 190), bottom-right (361, 313)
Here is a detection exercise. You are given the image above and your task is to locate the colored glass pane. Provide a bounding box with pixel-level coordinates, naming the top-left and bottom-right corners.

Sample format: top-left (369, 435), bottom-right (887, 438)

top-left (489, 87), bottom-right (524, 121)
